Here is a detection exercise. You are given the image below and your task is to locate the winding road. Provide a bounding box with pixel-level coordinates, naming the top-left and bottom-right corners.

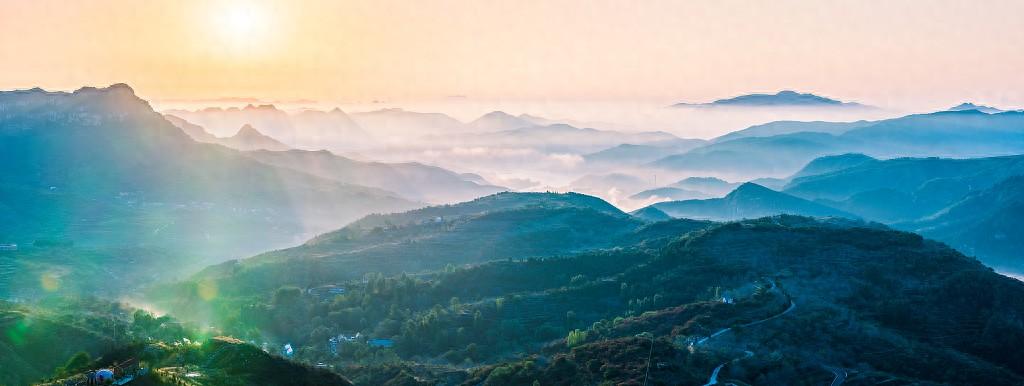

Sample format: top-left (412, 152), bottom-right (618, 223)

top-left (696, 298), bottom-right (796, 346)
top-left (703, 350), bottom-right (753, 386)
top-left (698, 290), bottom-right (796, 385)
top-left (825, 366), bottom-right (847, 386)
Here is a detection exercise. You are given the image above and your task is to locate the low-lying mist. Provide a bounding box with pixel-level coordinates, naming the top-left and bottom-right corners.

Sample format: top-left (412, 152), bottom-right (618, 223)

top-left (160, 98), bottom-right (913, 211)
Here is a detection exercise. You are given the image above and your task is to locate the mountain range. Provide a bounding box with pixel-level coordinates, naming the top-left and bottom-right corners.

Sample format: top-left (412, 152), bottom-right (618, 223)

top-left (651, 109), bottom-right (1024, 176)
top-left (581, 139), bottom-right (708, 166)
top-left (165, 105), bottom-right (372, 151)
top-left (948, 102), bottom-right (1008, 114)
top-left (906, 176), bottom-right (1024, 271)
top-left (241, 149), bottom-right (506, 204)
top-left (0, 84), bottom-right (423, 297)
top-left (6, 82), bottom-right (1024, 385)
top-left (641, 152), bottom-right (1024, 271)
top-left (710, 119), bottom-right (871, 143)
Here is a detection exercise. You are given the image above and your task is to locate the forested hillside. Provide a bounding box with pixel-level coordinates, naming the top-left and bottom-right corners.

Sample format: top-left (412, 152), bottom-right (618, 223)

top-left (142, 211), bottom-right (1024, 385)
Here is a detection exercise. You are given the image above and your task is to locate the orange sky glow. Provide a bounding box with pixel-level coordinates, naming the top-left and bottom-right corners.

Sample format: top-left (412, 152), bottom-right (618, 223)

top-left (1, 0), bottom-right (1023, 109)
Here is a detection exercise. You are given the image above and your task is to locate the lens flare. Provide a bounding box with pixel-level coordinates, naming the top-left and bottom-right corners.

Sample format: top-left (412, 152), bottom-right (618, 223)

top-left (40, 272), bottom-right (60, 292)
top-left (197, 278), bottom-right (218, 301)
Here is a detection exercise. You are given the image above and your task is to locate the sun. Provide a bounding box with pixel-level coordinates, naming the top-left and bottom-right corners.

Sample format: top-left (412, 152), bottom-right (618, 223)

top-left (224, 5), bottom-right (262, 37)
top-left (210, 1), bottom-right (271, 52)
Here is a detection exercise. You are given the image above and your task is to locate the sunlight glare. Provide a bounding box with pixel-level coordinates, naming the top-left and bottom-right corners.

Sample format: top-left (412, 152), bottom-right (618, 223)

top-left (211, 1), bottom-right (271, 54)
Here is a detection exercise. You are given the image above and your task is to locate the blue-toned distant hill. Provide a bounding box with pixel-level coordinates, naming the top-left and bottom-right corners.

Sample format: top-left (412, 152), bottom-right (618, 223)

top-left (947, 102), bottom-right (1007, 114)
top-left (647, 183), bottom-right (855, 221)
top-left (906, 176), bottom-right (1024, 272)
top-left (583, 139), bottom-right (707, 166)
top-left (633, 154), bottom-right (873, 205)
top-left (711, 119), bottom-right (872, 143)
top-left (650, 110), bottom-right (1024, 175)
top-left (242, 149), bottom-right (506, 204)
top-left (672, 90), bottom-right (869, 108)
top-left (671, 176), bottom-right (740, 196)
top-left (651, 131), bottom-right (848, 175)
top-left (839, 110), bottom-right (1024, 158)
top-left (784, 154), bottom-right (1024, 207)
top-left (629, 187), bottom-right (710, 201)
top-left (778, 154), bottom-right (1024, 271)
top-left (628, 206), bottom-right (672, 222)
top-left (789, 153), bottom-right (877, 179)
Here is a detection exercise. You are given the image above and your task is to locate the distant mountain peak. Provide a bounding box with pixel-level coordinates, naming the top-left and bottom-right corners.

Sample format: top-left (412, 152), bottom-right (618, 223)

top-left (71, 83), bottom-right (139, 101)
top-left (790, 153), bottom-right (878, 179)
top-left (221, 124), bottom-right (290, 151)
top-left (679, 176), bottom-right (729, 184)
top-left (630, 206), bottom-right (672, 222)
top-left (673, 90), bottom-right (867, 108)
top-left (727, 182), bottom-right (773, 197)
top-left (234, 124), bottom-right (262, 137)
top-left (104, 83), bottom-right (136, 95)
top-left (468, 111), bottom-right (532, 131)
top-left (481, 110), bottom-right (516, 119)
top-left (243, 104), bottom-right (279, 111)
top-left (947, 102), bottom-right (1005, 114)
top-left (649, 181), bottom-right (855, 221)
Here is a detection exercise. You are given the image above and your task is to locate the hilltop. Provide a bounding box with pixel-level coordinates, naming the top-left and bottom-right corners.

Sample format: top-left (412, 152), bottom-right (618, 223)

top-left (673, 90), bottom-right (869, 108)
top-left (648, 183), bottom-right (855, 221)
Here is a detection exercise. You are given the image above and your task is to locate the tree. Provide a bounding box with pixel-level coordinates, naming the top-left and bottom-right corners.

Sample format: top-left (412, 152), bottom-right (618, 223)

top-left (566, 329), bottom-right (588, 347)
top-left (58, 351), bottom-right (91, 376)
top-left (570, 274), bottom-right (587, 285)
top-left (273, 286), bottom-right (303, 307)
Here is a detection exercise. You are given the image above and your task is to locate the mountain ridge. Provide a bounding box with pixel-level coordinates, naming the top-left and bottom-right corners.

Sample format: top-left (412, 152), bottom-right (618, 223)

top-left (649, 182), bottom-right (856, 221)
top-left (673, 90), bottom-right (869, 108)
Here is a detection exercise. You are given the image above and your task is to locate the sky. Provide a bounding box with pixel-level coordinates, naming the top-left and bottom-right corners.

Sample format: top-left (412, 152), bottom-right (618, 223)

top-left (1, 0), bottom-right (1023, 109)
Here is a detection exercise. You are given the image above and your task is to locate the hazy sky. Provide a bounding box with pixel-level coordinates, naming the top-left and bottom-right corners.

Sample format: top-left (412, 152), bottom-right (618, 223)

top-left (1, 0), bottom-right (1023, 109)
